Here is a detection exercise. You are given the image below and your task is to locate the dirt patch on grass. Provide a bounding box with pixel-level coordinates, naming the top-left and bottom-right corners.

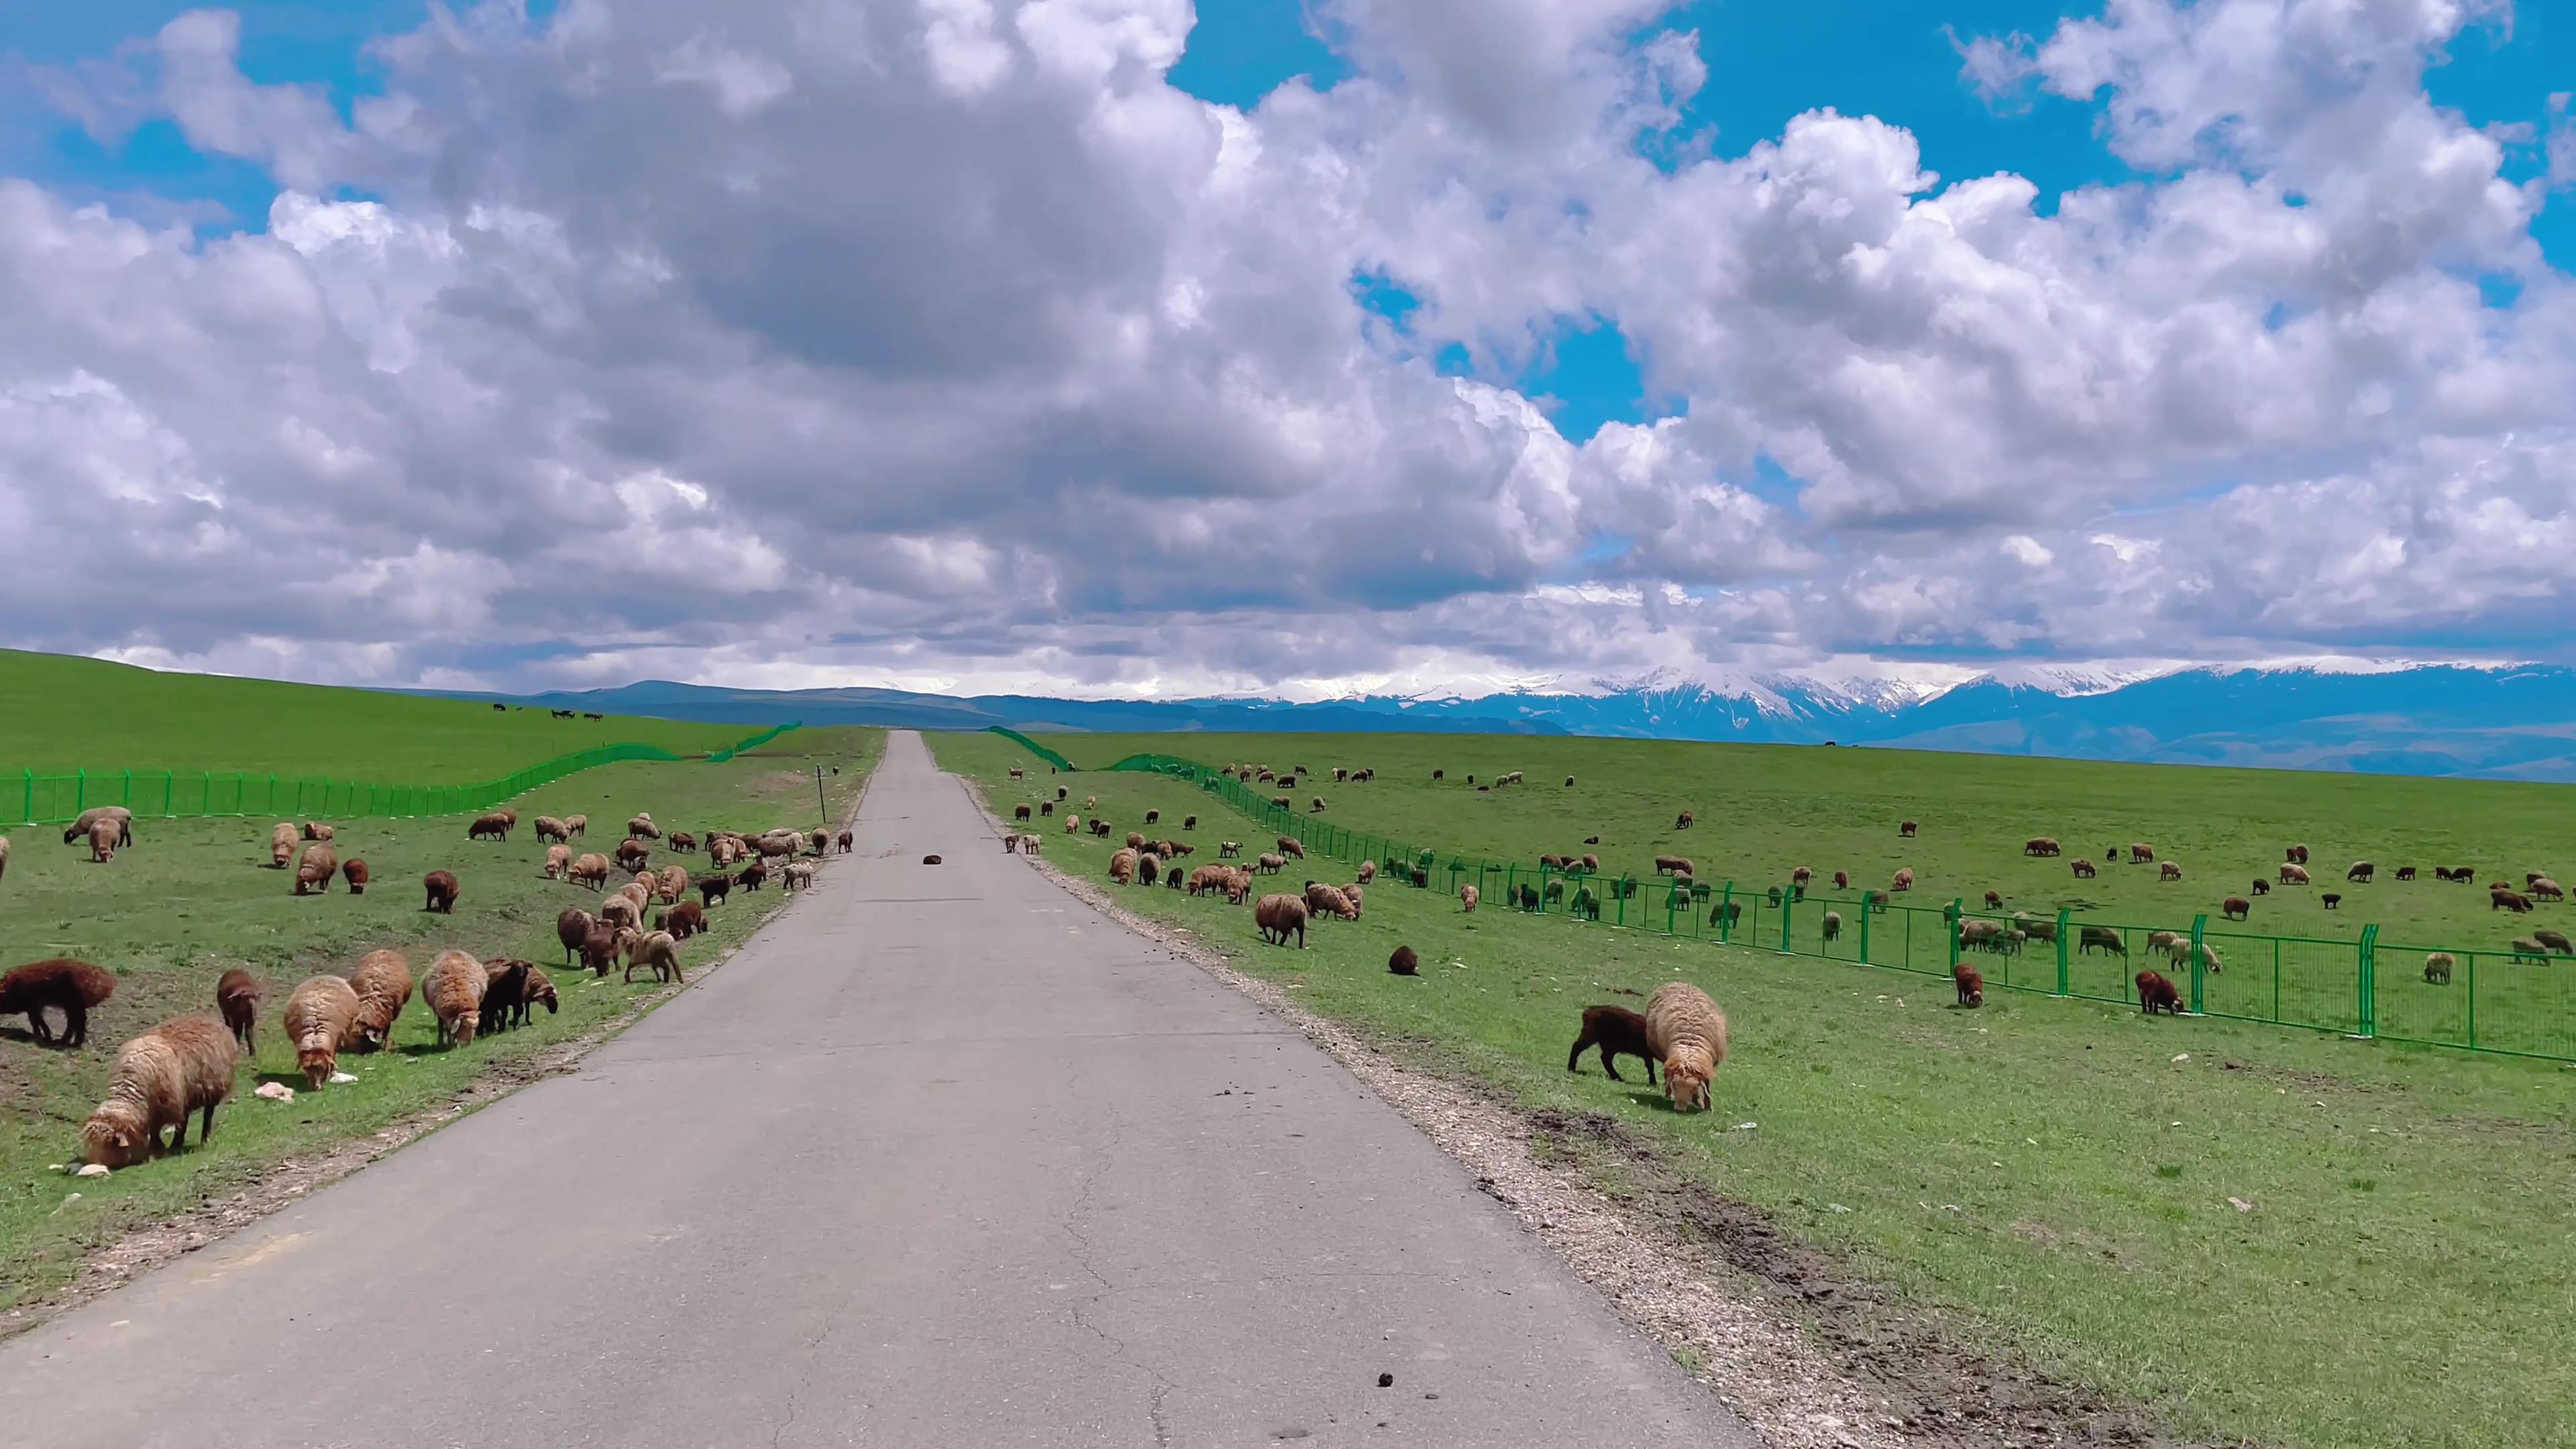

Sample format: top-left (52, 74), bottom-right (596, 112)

top-left (974, 785), bottom-right (2192, 1449)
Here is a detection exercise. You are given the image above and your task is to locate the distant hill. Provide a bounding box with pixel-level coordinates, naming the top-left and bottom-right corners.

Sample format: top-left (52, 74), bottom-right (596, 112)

top-left (425, 663), bottom-right (2576, 782)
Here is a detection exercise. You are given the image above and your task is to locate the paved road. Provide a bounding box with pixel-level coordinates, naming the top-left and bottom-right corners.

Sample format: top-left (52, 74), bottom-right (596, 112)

top-left (0, 731), bottom-right (1750, 1448)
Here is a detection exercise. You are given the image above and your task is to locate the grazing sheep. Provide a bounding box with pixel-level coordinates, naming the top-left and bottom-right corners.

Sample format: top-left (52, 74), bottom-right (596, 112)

top-left (598, 894), bottom-right (642, 934)
top-left (1890, 867), bottom-right (1915, 892)
top-left (424, 951), bottom-right (487, 1046)
top-left (1958, 920), bottom-right (2004, 951)
top-left (2136, 970), bottom-right (2182, 1016)
top-left (349, 950), bottom-right (415, 1052)
top-left (1014, 804), bottom-right (1032, 821)
top-left (1304, 882), bottom-right (1356, 920)
top-left (209, 967), bottom-right (263, 1052)
top-left (1, 957), bottom-right (117, 1047)
top-left (1863, 890), bottom-right (1890, 913)
top-left (283, 975), bottom-right (361, 1087)
top-left (1821, 910), bottom-right (1843, 943)
top-left (561, 815), bottom-right (588, 839)
top-left (2424, 953), bottom-right (2455, 985)
top-left (1953, 963), bottom-right (1984, 1008)
top-left (2285, 845), bottom-right (2309, 865)
top-left (1254, 894), bottom-right (1308, 947)
top-left (2024, 837), bottom-right (2061, 857)
top-left (423, 869), bottom-right (460, 914)
top-left (2078, 926), bottom-right (2127, 956)
top-left (1828, 869), bottom-right (1849, 890)
top-left (1144, 810), bottom-right (1161, 826)
top-left (1432, 769), bottom-right (1444, 780)
top-left (579, 923), bottom-right (626, 977)
top-left (2251, 878), bottom-right (2270, 896)
top-left (2070, 858), bottom-right (2097, 879)
top-left (80, 1016), bottom-right (241, 1167)
top-left (294, 843), bottom-right (339, 895)
top-left (627, 814), bottom-right (661, 840)
top-left (2280, 863), bottom-right (2311, 885)
top-left (2538, 929), bottom-right (2575, 954)
top-left (87, 816), bottom-right (119, 863)
top-left (1126, 831), bottom-right (1145, 851)
top-left (1310, 797), bottom-right (1326, 813)
top-left (269, 822), bottom-right (297, 867)
top-left (1110, 849), bottom-right (1138, 885)
top-left (2015, 913), bottom-right (2057, 943)
top-left (469, 812), bottom-right (513, 842)
top-left (1984, 890), bottom-right (2004, 910)
top-left (1566, 1005), bottom-right (1657, 1084)
top-left (1654, 855), bottom-right (1693, 877)
top-left (2491, 888), bottom-right (2535, 914)
top-left (1358, 859), bottom-right (1379, 885)
top-left (2153, 861), bottom-right (2180, 882)
top-left (657, 899), bottom-right (706, 939)
top-left (544, 844), bottom-right (572, 879)
top-left (1278, 837), bottom-right (1305, 860)
top-left (615, 840), bottom-right (652, 872)
top-left (557, 907), bottom-right (596, 965)
top-left (2128, 843), bottom-right (2155, 864)
top-left (2147, 930), bottom-right (2184, 956)
top-left (657, 864), bottom-right (690, 902)
top-left (1388, 945), bottom-right (1419, 977)
top-left (2396, 866), bottom-right (2417, 881)
top-left (478, 960), bottom-right (534, 1036)
top-left (341, 857), bottom-right (370, 895)
top-left (535, 816), bottom-right (571, 843)
top-left (786, 861), bottom-right (817, 890)
top-left (2186, 941), bottom-right (2225, 975)
top-left (2533, 877), bottom-right (2566, 901)
top-left (1186, 864), bottom-right (1231, 896)
top-left (2347, 861), bottom-right (2375, 883)
top-left (1898, 820), bottom-right (1917, 837)
top-left (1675, 810), bottom-right (1695, 830)
top-left (294, 820), bottom-right (329, 843)
top-left (2222, 896), bottom-right (2251, 920)
top-left (570, 853), bottom-right (611, 889)
top-left (1460, 883), bottom-right (1479, 913)
top-left (1136, 853), bottom-right (1161, 886)
top-left (2322, 894), bottom-right (2343, 910)
top-left (1183, 815), bottom-right (1198, 830)
top-left (515, 966), bottom-right (559, 1026)
top-left (1645, 983), bottom-right (1727, 1113)
top-left (66, 806), bottom-right (136, 847)
top-left (668, 831), bottom-right (698, 854)
top-left (2512, 938), bottom-right (2551, 965)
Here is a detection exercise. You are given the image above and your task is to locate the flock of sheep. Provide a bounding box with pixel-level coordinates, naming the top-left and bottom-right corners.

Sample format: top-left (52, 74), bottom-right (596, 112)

top-left (3, 800), bottom-right (850, 1172)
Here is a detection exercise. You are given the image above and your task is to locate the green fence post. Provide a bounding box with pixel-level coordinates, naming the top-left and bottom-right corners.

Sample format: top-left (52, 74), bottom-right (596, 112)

top-left (21, 769), bottom-right (30, 824)
top-left (1778, 887), bottom-right (1793, 953)
top-left (1946, 900), bottom-right (1963, 973)
top-left (2467, 951), bottom-right (2477, 1049)
top-left (74, 768), bottom-right (85, 812)
top-left (1857, 898), bottom-right (1870, 963)
top-left (163, 770), bottom-right (173, 816)
top-left (2054, 907), bottom-right (2072, 995)
top-left (2358, 924), bottom-right (2379, 1037)
top-left (121, 769), bottom-right (132, 807)
top-left (2189, 913), bottom-right (2209, 1014)
top-left (1715, 883), bottom-right (1733, 942)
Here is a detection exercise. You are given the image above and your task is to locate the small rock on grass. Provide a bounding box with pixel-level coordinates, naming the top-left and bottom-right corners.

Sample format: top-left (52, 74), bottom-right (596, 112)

top-left (74, 1164), bottom-right (110, 1179)
top-left (255, 1082), bottom-right (296, 1103)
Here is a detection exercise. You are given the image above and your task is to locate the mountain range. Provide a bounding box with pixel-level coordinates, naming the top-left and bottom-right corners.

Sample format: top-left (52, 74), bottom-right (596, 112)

top-left (427, 663), bottom-right (2576, 782)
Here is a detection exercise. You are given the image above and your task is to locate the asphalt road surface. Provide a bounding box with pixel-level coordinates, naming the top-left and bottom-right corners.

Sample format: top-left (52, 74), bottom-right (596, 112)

top-left (0, 731), bottom-right (1752, 1448)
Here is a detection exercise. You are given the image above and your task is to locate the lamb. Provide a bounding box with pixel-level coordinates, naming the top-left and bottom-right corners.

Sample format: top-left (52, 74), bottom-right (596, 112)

top-left (294, 843), bottom-right (339, 895)
top-left (1675, 810), bottom-right (1695, 830)
top-left (2285, 844), bottom-right (2309, 865)
top-left (737, 861), bottom-right (769, 892)
top-left (420, 950), bottom-right (487, 1048)
top-left (1644, 982), bottom-right (1727, 1113)
top-left (1460, 883), bottom-right (1479, 912)
top-left (1953, 963), bottom-right (1984, 1008)
top-left (478, 960), bottom-right (534, 1035)
top-left (837, 830), bottom-right (855, 853)
top-left (1358, 859), bottom-right (1379, 885)
top-left (544, 844), bottom-right (572, 879)
top-left (2322, 894), bottom-right (2342, 910)
top-left (342, 857), bottom-right (370, 894)
top-left (2424, 953), bottom-right (2455, 984)
top-left (1898, 819), bottom-right (1917, 837)
top-left (1984, 890), bottom-right (2004, 910)
top-left (1278, 837), bottom-right (1305, 860)
top-left (2136, 970), bottom-right (2182, 1016)
top-left (349, 950), bottom-right (415, 1052)
top-left (625, 930), bottom-right (684, 985)
top-left (423, 869), bottom-right (461, 914)
top-left (1389, 945), bottom-right (1419, 977)
top-left (784, 861), bottom-right (816, 890)
top-left (557, 907), bottom-right (596, 965)
top-left (1566, 1005), bottom-right (1657, 1083)
top-left (1890, 867), bottom-right (1915, 892)
top-left (1255, 852), bottom-right (1285, 874)
top-left (1821, 910), bottom-right (1843, 943)
top-left (282, 975), bottom-right (362, 1087)
top-left (1254, 894), bottom-right (1308, 947)
top-left (2280, 863), bottom-right (2310, 885)
top-left (516, 966), bottom-right (559, 1026)
top-left (2251, 878), bottom-right (2270, 896)
top-left (80, 1016), bottom-right (241, 1167)
top-left (301, 822), bottom-right (333, 842)
top-left (2347, 861), bottom-right (2375, 883)
top-left (627, 814), bottom-right (661, 839)
top-left (1654, 855), bottom-right (1693, 877)
top-left (535, 816), bottom-right (571, 843)
top-left (269, 822), bottom-right (298, 867)
top-left (580, 923), bottom-right (627, 977)
top-left (88, 816), bottom-right (119, 863)
top-left (468, 812), bottom-right (513, 842)
top-left (565, 814), bottom-right (588, 838)
top-left (1, 957), bottom-right (117, 1047)
top-left (657, 899), bottom-right (707, 939)
top-left (65, 806), bottom-right (134, 847)
top-left (571, 853), bottom-right (611, 889)
top-left (2222, 896), bottom-right (2251, 920)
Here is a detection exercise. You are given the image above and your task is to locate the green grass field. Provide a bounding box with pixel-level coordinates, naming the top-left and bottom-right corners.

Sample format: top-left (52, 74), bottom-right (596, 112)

top-left (0, 650), bottom-right (745, 778)
top-left (934, 729), bottom-right (2576, 1449)
top-left (1, 721), bottom-right (879, 1318)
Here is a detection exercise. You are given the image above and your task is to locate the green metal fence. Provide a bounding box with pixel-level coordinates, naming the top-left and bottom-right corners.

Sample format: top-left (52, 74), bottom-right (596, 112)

top-left (704, 720), bottom-right (804, 763)
top-left (1028, 745), bottom-right (2576, 1066)
top-left (7, 723), bottom-right (801, 826)
top-left (986, 727), bottom-right (1076, 773)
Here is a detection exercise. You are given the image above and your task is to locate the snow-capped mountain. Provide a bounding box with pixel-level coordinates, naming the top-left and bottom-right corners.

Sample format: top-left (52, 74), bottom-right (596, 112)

top-left (433, 661), bottom-right (2576, 782)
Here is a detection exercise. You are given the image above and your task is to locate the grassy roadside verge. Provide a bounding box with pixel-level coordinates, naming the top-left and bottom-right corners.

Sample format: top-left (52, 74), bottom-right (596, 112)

top-left (0, 727), bottom-right (881, 1322)
top-left (935, 729), bottom-right (2576, 1449)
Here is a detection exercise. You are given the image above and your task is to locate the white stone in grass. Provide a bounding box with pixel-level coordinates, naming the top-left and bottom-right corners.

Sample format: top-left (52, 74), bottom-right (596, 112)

top-left (255, 1081), bottom-right (295, 1102)
top-left (329, 1072), bottom-right (358, 1084)
top-left (2171, 1053), bottom-right (2190, 1062)
top-left (2228, 1197), bottom-right (2253, 1213)
top-left (74, 1164), bottom-right (110, 1179)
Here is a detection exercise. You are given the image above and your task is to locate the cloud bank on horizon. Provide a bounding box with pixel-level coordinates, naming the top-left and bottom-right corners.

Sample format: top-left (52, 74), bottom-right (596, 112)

top-left (2, 0), bottom-right (2573, 702)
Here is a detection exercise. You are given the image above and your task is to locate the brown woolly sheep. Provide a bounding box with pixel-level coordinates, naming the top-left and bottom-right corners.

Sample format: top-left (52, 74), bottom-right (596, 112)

top-left (543, 844), bottom-right (572, 879)
top-left (294, 843), bottom-right (339, 895)
top-left (1124, 830), bottom-right (1145, 850)
top-left (2396, 866), bottom-right (2417, 881)
top-left (570, 853), bottom-right (611, 889)
top-left (2424, 952), bottom-right (2455, 985)
top-left (349, 950), bottom-right (415, 1052)
top-left (1, 957), bottom-right (117, 1047)
top-left (1310, 797), bottom-right (1326, 812)
top-left (615, 839), bottom-right (651, 872)
top-left (669, 830), bottom-right (697, 853)
top-left (2159, 861), bottom-right (2182, 881)
top-left (698, 871), bottom-right (734, 908)
top-left (837, 830), bottom-right (854, 853)
top-left (1254, 894), bottom-right (1308, 947)
top-left (1356, 859), bottom-right (1379, 885)
top-left (656, 898), bottom-right (706, 939)
top-left (2347, 861), bottom-right (2375, 883)
top-left (1890, 867), bottom-right (1915, 892)
top-left (2251, 878), bottom-right (2271, 895)
top-left (2513, 937), bottom-right (2552, 965)
top-left (1460, 883), bottom-right (1479, 912)
top-left (1186, 864), bottom-right (1232, 896)
top-left (477, 960), bottom-right (534, 1035)
top-left (737, 861), bottom-right (770, 891)
top-left (1984, 890), bottom-right (2004, 910)
top-left (66, 805), bottom-right (135, 847)
top-left (1303, 881), bottom-right (1356, 920)
top-left (578, 923), bottom-right (625, 977)
top-left (516, 965), bottom-right (559, 1026)
top-left (2533, 877), bottom-right (2566, 901)
top-left (81, 1016), bottom-right (240, 1167)
top-left (1389, 945), bottom-right (1419, 976)
top-left (556, 907), bottom-right (596, 965)
top-left (2222, 896), bottom-right (2251, 920)
top-left (625, 930), bottom-right (684, 985)
top-left (1183, 815), bottom-right (1198, 830)
top-left (1064, 814), bottom-right (1083, 835)
top-left (1674, 810), bottom-right (1695, 830)
top-left (1645, 983), bottom-right (1727, 1112)
top-left (2493, 888), bottom-right (2535, 913)
top-left (785, 861), bottom-right (818, 889)
top-left (1277, 837), bottom-right (1305, 860)
top-left (87, 816), bottom-right (119, 863)
top-left (283, 975), bottom-right (361, 1087)
top-left (2322, 894), bottom-right (2342, 910)
top-left (342, 857), bottom-right (370, 894)
top-left (1953, 963), bottom-right (1984, 1008)
top-left (598, 893), bottom-right (643, 934)
top-left (2539, 929), bottom-right (2576, 954)
top-left (422, 950), bottom-right (486, 1047)
top-left (1654, 854), bottom-right (1693, 876)
top-left (657, 864), bottom-right (690, 901)
top-left (1109, 848), bottom-right (1138, 885)
top-left (564, 814), bottom-right (588, 838)
top-left (2071, 858), bottom-right (2098, 879)
top-left (213, 967), bottom-right (262, 1051)
top-left (627, 814), bottom-right (661, 839)
top-left (2286, 844), bottom-right (2309, 865)
top-left (1898, 819), bottom-right (1917, 837)
top-left (1220, 841), bottom-right (1242, 857)
top-left (270, 821), bottom-right (298, 867)
top-left (2136, 970), bottom-right (2182, 1015)
top-left (2023, 837), bottom-right (2061, 856)
top-left (423, 869), bottom-right (460, 914)
top-left (1566, 1004), bottom-right (1656, 1084)
top-left (535, 816), bottom-right (570, 843)
top-left (1831, 869), bottom-right (1849, 890)
top-left (300, 821), bottom-right (333, 842)
top-left (1255, 851), bottom-right (1285, 874)
top-left (810, 829), bottom-right (830, 855)
top-left (468, 812), bottom-right (513, 842)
